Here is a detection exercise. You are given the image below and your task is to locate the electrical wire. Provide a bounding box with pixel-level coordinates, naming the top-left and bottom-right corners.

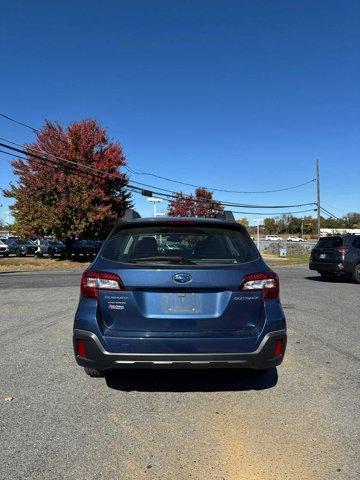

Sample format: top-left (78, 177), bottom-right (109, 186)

top-left (0, 139), bottom-right (317, 209)
top-left (320, 207), bottom-right (342, 221)
top-left (125, 164), bottom-right (316, 194)
top-left (1, 113), bottom-right (316, 195)
top-left (0, 113), bottom-right (38, 132)
top-left (231, 208), bottom-right (316, 216)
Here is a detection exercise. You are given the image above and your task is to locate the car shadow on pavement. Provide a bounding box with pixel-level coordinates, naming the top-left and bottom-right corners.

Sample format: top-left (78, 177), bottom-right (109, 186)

top-left (305, 275), bottom-right (353, 283)
top-left (105, 367), bottom-right (278, 392)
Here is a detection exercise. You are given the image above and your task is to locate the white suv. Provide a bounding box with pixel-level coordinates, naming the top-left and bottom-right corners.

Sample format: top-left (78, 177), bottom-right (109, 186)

top-left (287, 236), bottom-right (304, 242)
top-left (266, 235), bottom-right (283, 241)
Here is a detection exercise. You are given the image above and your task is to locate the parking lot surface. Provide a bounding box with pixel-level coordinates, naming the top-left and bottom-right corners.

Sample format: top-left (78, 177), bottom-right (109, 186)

top-left (0, 266), bottom-right (359, 480)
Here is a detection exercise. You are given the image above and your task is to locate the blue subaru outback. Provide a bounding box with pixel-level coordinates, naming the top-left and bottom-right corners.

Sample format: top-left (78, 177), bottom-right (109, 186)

top-left (73, 210), bottom-right (286, 377)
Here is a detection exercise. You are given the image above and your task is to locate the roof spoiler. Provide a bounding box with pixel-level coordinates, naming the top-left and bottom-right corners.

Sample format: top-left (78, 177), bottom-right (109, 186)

top-left (215, 210), bottom-right (236, 223)
top-left (122, 209), bottom-right (141, 221)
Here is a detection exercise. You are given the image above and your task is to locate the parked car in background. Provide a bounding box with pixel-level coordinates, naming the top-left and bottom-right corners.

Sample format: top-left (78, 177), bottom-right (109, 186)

top-left (309, 234), bottom-right (360, 283)
top-left (73, 210), bottom-right (287, 377)
top-left (4, 238), bottom-right (37, 256)
top-left (67, 240), bottom-right (97, 261)
top-left (36, 239), bottom-right (66, 258)
top-left (266, 235), bottom-right (283, 241)
top-left (287, 236), bottom-right (304, 242)
top-left (94, 240), bottom-right (103, 255)
top-left (0, 240), bottom-right (10, 256)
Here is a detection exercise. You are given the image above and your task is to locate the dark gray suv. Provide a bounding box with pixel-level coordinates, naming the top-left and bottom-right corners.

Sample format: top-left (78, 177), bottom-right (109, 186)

top-left (309, 234), bottom-right (360, 283)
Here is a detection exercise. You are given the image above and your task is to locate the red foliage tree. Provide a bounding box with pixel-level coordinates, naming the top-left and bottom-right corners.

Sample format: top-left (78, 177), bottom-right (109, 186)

top-left (4, 119), bottom-right (131, 240)
top-left (168, 187), bottom-right (223, 217)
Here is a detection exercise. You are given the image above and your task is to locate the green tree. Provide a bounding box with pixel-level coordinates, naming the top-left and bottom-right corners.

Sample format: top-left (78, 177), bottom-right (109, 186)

top-left (343, 212), bottom-right (360, 228)
top-left (264, 218), bottom-right (277, 234)
top-left (237, 217), bottom-right (249, 227)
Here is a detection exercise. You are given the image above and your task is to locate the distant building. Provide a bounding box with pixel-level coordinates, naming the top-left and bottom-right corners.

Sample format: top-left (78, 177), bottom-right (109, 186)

top-left (320, 228), bottom-right (360, 236)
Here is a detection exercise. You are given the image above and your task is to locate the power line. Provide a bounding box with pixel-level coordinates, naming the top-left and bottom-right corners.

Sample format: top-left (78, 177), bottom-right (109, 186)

top-left (0, 138), bottom-right (119, 178)
top-left (126, 164), bottom-right (316, 194)
top-left (0, 140), bottom-right (317, 210)
top-left (0, 113), bottom-right (38, 132)
top-left (321, 201), bottom-right (344, 214)
top-left (1, 147), bottom-right (319, 219)
top-left (320, 207), bottom-right (344, 222)
top-left (231, 208), bottom-right (316, 216)
top-left (0, 112), bottom-right (316, 195)
top-left (0, 148), bottom-right (114, 184)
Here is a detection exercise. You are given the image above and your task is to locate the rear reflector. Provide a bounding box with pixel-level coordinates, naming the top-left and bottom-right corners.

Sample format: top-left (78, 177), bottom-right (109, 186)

top-left (274, 339), bottom-right (284, 357)
top-left (240, 272), bottom-right (279, 300)
top-left (81, 270), bottom-right (124, 299)
top-left (76, 339), bottom-right (87, 358)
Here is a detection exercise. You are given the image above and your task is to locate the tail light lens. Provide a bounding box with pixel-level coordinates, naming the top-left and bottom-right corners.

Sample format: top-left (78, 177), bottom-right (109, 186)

top-left (75, 339), bottom-right (87, 357)
top-left (239, 272), bottom-right (279, 300)
top-left (81, 270), bottom-right (124, 298)
top-left (274, 339), bottom-right (284, 357)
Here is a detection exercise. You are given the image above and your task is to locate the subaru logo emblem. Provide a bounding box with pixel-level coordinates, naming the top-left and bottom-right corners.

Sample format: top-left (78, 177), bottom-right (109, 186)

top-left (173, 273), bottom-right (192, 284)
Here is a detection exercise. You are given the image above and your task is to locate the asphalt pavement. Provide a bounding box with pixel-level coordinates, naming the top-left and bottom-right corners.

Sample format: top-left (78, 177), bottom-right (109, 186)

top-left (0, 266), bottom-right (359, 480)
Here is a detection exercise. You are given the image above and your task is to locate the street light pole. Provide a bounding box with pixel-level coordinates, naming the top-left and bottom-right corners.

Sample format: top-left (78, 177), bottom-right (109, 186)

top-left (147, 197), bottom-right (162, 217)
top-left (316, 159), bottom-right (321, 238)
top-left (253, 218), bottom-right (263, 250)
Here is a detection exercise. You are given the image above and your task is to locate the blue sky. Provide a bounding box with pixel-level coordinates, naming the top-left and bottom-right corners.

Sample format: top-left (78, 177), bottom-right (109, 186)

top-left (0, 0), bottom-right (359, 224)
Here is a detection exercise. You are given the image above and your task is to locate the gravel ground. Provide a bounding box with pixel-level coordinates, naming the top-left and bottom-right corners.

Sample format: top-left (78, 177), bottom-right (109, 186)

top-left (0, 266), bottom-right (359, 480)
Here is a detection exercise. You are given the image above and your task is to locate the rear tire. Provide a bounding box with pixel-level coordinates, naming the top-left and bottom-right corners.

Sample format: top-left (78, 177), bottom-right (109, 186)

top-left (83, 367), bottom-right (104, 377)
top-left (352, 264), bottom-right (360, 284)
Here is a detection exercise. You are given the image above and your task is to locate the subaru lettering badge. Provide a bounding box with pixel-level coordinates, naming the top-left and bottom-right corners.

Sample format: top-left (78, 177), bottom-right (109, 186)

top-left (173, 273), bottom-right (192, 284)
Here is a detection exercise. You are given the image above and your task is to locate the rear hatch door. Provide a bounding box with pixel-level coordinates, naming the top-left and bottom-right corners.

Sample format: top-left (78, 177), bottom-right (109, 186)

top-left (95, 221), bottom-right (267, 338)
top-left (97, 264), bottom-right (266, 337)
top-left (311, 236), bottom-right (343, 263)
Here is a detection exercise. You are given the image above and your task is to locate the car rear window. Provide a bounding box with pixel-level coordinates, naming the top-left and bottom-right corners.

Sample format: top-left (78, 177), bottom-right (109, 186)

top-left (316, 236), bottom-right (343, 248)
top-left (102, 225), bottom-right (258, 265)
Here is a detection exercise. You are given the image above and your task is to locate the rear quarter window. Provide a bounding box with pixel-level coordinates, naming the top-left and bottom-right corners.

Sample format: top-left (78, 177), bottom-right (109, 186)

top-left (352, 237), bottom-right (360, 248)
top-left (102, 224), bottom-right (259, 265)
top-left (316, 237), bottom-right (343, 248)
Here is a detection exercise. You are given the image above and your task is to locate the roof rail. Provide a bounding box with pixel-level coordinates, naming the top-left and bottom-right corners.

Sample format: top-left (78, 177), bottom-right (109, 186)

top-left (215, 210), bottom-right (236, 223)
top-left (122, 209), bottom-right (141, 221)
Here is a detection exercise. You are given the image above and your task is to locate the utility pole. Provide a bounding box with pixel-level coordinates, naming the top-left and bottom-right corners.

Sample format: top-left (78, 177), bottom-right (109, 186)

top-left (316, 159), bottom-right (321, 238)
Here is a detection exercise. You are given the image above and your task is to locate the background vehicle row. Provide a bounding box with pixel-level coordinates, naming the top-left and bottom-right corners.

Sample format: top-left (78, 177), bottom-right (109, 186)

top-left (0, 237), bottom-right (103, 260)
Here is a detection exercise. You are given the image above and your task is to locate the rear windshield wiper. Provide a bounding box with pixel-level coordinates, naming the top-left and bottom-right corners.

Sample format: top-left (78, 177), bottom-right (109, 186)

top-left (129, 256), bottom-right (196, 265)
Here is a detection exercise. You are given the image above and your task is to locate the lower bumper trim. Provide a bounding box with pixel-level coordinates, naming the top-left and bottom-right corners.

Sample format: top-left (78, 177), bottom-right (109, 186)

top-left (73, 329), bottom-right (287, 370)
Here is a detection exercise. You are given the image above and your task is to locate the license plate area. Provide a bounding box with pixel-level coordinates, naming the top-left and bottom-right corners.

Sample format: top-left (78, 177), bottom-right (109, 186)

top-left (166, 293), bottom-right (199, 313)
top-left (319, 253), bottom-right (326, 259)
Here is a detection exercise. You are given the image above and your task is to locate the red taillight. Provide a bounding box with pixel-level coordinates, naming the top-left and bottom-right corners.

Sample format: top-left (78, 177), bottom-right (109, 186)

top-left (337, 247), bottom-right (349, 255)
top-left (81, 270), bottom-right (124, 298)
top-left (239, 272), bottom-right (279, 300)
top-left (76, 339), bottom-right (87, 357)
top-left (274, 339), bottom-right (284, 357)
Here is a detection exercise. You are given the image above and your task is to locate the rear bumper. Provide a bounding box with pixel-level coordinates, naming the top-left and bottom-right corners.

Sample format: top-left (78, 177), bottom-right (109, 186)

top-left (309, 261), bottom-right (351, 273)
top-left (73, 329), bottom-right (287, 370)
